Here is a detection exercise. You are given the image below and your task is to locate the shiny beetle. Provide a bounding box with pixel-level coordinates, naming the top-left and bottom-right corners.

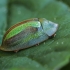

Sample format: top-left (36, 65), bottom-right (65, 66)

top-left (0, 18), bottom-right (58, 52)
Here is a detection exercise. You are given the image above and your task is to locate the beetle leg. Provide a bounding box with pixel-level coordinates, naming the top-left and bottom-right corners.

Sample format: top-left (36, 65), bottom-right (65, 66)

top-left (49, 34), bottom-right (56, 39)
top-left (14, 50), bottom-right (19, 53)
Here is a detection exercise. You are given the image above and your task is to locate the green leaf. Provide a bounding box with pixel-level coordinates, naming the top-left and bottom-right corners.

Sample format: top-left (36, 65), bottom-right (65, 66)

top-left (0, 0), bottom-right (70, 70)
top-left (0, 56), bottom-right (46, 70)
top-left (0, 0), bottom-right (8, 44)
top-left (59, 0), bottom-right (70, 7)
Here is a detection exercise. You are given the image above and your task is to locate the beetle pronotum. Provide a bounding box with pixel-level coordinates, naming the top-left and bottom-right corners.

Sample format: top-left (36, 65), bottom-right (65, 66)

top-left (0, 18), bottom-right (58, 52)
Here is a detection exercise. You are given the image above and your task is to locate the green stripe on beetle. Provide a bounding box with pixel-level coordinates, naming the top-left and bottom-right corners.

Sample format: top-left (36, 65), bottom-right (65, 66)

top-left (0, 18), bottom-right (58, 52)
top-left (4, 21), bottom-right (41, 41)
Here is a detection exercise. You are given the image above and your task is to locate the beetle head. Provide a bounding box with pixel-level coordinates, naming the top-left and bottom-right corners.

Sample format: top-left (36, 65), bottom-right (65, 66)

top-left (39, 18), bottom-right (58, 36)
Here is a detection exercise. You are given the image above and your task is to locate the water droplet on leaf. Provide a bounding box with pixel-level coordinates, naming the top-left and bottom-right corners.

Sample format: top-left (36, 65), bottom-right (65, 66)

top-left (54, 17), bottom-right (56, 20)
top-left (43, 42), bottom-right (45, 45)
top-left (61, 42), bottom-right (64, 44)
top-left (57, 42), bottom-right (59, 44)
top-left (18, 11), bottom-right (21, 15)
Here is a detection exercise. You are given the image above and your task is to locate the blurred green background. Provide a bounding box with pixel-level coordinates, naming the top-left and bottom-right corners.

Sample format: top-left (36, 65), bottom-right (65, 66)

top-left (0, 0), bottom-right (70, 70)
